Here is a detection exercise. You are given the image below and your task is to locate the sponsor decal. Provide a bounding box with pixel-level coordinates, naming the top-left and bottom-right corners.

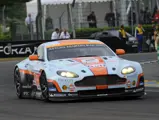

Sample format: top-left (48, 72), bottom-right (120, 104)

top-left (49, 93), bottom-right (66, 97)
top-left (125, 89), bottom-right (133, 92)
top-left (87, 64), bottom-right (106, 68)
top-left (97, 94), bottom-right (108, 96)
top-left (48, 44), bottom-right (101, 50)
top-left (0, 45), bottom-right (37, 55)
top-left (140, 82), bottom-right (144, 86)
top-left (135, 88), bottom-right (144, 92)
top-left (58, 78), bottom-right (73, 83)
top-left (67, 93), bottom-right (78, 97)
top-left (126, 80), bottom-right (131, 88)
top-left (49, 88), bottom-right (57, 91)
top-left (81, 58), bottom-right (99, 64)
top-left (22, 85), bottom-right (32, 89)
top-left (125, 87), bottom-right (144, 93)
top-left (23, 92), bottom-right (30, 96)
top-left (69, 84), bottom-right (76, 92)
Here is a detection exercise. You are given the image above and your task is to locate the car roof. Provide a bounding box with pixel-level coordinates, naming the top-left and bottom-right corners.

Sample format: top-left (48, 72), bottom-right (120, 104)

top-left (104, 30), bottom-right (118, 32)
top-left (41, 39), bottom-right (104, 48)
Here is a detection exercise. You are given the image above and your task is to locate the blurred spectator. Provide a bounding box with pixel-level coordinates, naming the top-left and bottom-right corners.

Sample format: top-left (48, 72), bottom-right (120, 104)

top-left (119, 25), bottom-right (128, 42)
top-left (154, 25), bottom-right (159, 51)
top-left (25, 14), bottom-right (34, 33)
top-left (60, 29), bottom-right (70, 39)
top-left (135, 24), bottom-right (145, 53)
top-left (51, 28), bottom-right (60, 40)
top-left (153, 10), bottom-right (159, 24)
top-left (119, 25), bottom-right (128, 51)
top-left (87, 11), bottom-right (97, 28)
top-left (105, 12), bottom-right (115, 27)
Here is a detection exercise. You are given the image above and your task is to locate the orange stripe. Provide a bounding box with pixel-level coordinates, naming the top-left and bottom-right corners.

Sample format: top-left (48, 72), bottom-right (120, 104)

top-left (48, 80), bottom-right (62, 92)
top-left (46, 42), bottom-right (102, 48)
top-left (19, 69), bottom-right (34, 75)
top-left (90, 67), bottom-right (108, 76)
top-left (96, 85), bottom-right (108, 90)
top-left (73, 57), bottom-right (108, 76)
top-left (136, 73), bottom-right (144, 87)
top-left (52, 80), bottom-right (62, 92)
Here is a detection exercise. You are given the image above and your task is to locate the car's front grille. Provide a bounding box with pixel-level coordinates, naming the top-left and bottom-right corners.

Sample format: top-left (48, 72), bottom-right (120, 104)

top-left (78, 88), bottom-right (125, 96)
top-left (74, 75), bottom-right (126, 87)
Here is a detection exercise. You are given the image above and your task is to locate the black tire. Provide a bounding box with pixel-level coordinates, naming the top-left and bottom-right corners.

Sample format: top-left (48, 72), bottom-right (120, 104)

top-left (14, 67), bottom-right (24, 99)
top-left (40, 72), bottom-right (49, 102)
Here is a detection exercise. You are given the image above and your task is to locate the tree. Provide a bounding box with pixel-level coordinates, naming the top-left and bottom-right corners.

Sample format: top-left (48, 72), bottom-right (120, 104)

top-left (0, 0), bottom-right (33, 21)
top-left (0, 0), bottom-right (32, 6)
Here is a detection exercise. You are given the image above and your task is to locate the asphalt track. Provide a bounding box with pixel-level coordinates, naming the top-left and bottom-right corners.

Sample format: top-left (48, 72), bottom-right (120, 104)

top-left (0, 52), bottom-right (159, 120)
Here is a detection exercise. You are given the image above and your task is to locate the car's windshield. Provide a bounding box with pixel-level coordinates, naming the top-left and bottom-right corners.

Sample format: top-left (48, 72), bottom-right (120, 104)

top-left (47, 44), bottom-right (115, 60)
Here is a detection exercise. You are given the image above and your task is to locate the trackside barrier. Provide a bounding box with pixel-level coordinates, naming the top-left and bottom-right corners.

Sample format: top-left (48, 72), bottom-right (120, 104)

top-left (0, 38), bottom-right (129, 58)
top-left (0, 40), bottom-right (52, 58)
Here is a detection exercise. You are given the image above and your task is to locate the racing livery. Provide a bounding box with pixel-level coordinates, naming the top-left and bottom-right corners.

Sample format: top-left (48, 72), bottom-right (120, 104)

top-left (14, 39), bottom-right (145, 101)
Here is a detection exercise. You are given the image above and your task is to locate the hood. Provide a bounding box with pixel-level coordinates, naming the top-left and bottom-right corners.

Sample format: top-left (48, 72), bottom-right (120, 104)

top-left (128, 36), bottom-right (137, 41)
top-left (48, 56), bottom-right (131, 76)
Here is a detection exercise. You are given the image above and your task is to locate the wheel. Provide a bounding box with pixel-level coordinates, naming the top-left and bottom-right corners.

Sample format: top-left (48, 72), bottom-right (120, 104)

top-left (14, 67), bottom-right (24, 99)
top-left (40, 72), bottom-right (49, 102)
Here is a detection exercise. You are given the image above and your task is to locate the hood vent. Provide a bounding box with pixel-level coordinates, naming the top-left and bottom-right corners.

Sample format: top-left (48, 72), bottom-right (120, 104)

top-left (103, 57), bottom-right (107, 60)
top-left (68, 60), bottom-right (74, 62)
top-left (81, 70), bottom-right (86, 73)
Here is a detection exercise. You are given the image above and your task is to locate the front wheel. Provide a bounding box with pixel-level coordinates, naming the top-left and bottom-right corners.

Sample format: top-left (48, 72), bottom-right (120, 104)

top-left (40, 72), bottom-right (49, 102)
top-left (14, 68), bottom-right (24, 99)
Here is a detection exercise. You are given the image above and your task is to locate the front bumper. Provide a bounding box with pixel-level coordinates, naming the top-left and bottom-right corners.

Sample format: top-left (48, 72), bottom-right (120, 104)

top-left (48, 86), bottom-right (145, 100)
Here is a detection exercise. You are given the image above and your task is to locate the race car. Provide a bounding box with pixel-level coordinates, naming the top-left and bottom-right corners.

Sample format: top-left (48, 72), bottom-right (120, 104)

top-left (14, 39), bottom-right (145, 101)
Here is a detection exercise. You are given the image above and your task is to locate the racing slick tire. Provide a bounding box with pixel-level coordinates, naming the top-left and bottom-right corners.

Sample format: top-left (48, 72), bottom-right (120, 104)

top-left (40, 72), bottom-right (49, 102)
top-left (14, 67), bottom-right (24, 99)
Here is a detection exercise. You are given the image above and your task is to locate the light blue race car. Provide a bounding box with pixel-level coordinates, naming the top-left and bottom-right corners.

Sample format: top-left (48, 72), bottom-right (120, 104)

top-left (14, 39), bottom-right (145, 101)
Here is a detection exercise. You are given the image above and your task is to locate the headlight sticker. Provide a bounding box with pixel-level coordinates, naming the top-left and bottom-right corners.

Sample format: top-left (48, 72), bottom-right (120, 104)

top-left (121, 66), bottom-right (135, 75)
top-left (57, 71), bottom-right (79, 78)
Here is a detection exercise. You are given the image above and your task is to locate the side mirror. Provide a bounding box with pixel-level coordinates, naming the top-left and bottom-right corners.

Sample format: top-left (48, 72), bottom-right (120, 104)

top-left (29, 55), bottom-right (39, 61)
top-left (116, 49), bottom-right (125, 55)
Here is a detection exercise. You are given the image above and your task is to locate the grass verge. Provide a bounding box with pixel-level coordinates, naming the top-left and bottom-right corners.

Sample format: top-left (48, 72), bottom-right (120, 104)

top-left (0, 57), bottom-right (26, 62)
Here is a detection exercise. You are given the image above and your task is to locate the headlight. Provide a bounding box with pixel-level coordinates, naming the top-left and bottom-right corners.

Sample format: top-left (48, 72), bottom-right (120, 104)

top-left (57, 71), bottom-right (79, 78)
top-left (121, 67), bottom-right (135, 75)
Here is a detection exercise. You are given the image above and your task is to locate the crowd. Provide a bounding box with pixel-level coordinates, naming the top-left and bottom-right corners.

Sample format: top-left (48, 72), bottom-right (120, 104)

top-left (119, 23), bottom-right (159, 52)
top-left (86, 6), bottom-right (159, 28)
top-left (51, 28), bottom-right (70, 40)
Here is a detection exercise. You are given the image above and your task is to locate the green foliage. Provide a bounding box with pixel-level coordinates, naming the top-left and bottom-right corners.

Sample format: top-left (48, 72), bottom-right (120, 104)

top-left (5, 3), bottom-right (26, 20)
top-left (44, 24), bottom-right (153, 39)
top-left (0, 24), bottom-right (11, 40)
top-left (0, 0), bottom-right (32, 6)
top-left (0, 32), bottom-right (11, 40)
top-left (0, 24), bottom-right (154, 41)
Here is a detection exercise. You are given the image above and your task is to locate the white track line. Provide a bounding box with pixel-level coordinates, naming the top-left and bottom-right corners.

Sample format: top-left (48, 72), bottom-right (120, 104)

top-left (140, 60), bottom-right (158, 65)
top-left (146, 90), bottom-right (159, 92)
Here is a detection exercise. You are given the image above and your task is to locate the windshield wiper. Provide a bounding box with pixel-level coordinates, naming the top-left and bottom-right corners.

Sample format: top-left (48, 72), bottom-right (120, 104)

top-left (77, 55), bottom-right (98, 57)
